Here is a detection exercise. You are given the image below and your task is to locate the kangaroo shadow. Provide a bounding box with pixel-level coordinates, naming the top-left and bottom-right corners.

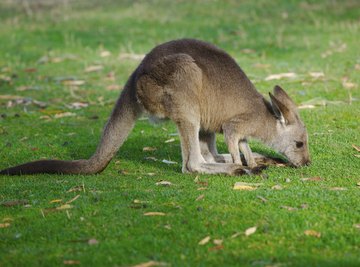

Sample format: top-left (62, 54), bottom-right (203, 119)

top-left (68, 126), bottom-right (288, 175)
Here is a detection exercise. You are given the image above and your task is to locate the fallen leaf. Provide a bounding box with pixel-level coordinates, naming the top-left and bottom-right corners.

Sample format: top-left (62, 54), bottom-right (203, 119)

top-left (321, 42), bottom-right (347, 58)
top-left (147, 173), bottom-right (156, 176)
top-left (354, 224), bottom-right (360, 229)
top-left (16, 86), bottom-right (37, 91)
top-left (0, 223), bottom-right (10, 228)
top-left (118, 169), bottom-right (129, 175)
top-left (162, 159), bottom-right (177, 165)
top-left (300, 203), bottom-right (309, 209)
top-left (164, 138), bottom-right (175, 143)
top-left (357, 182), bottom-right (360, 187)
top-left (131, 261), bottom-right (168, 267)
top-left (119, 53), bottom-right (145, 61)
top-left (143, 212), bottom-right (166, 216)
top-left (354, 154), bottom-right (360, 158)
top-left (143, 146), bottom-right (157, 152)
top-left (63, 260), bottom-right (80, 265)
top-left (342, 82), bottom-right (357, 89)
top-left (235, 182), bottom-right (263, 186)
top-left (88, 238), bottom-right (99, 245)
top-left (271, 185), bottom-right (283, 190)
top-left (352, 144), bottom-right (360, 152)
top-left (56, 204), bottom-right (73, 210)
top-left (1, 66), bottom-right (11, 72)
top-left (145, 157), bottom-right (158, 161)
top-left (1, 199), bottom-right (29, 207)
top-left (133, 199), bottom-right (148, 204)
top-left (301, 177), bottom-right (323, 182)
top-left (256, 195), bottom-right (268, 202)
top-left (54, 112), bottom-right (76, 119)
top-left (62, 80), bottom-right (85, 86)
top-left (265, 72), bottom-right (297, 81)
top-left (67, 102), bottom-right (88, 109)
top-left (280, 205), bottom-right (298, 211)
top-left (51, 57), bottom-right (64, 63)
top-left (106, 84), bottom-right (122, 91)
top-left (67, 185), bottom-right (84, 193)
top-left (0, 75), bottom-right (12, 82)
top-left (0, 95), bottom-right (22, 100)
top-left (66, 195), bottom-right (80, 204)
top-left (197, 187), bottom-right (208, 191)
top-left (195, 194), bottom-right (205, 201)
top-left (298, 97), bottom-right (344, 109)
top-left (49, 199), bottom-right (62, 203)
top-left (298, 104), bottom-right (316, 109)
top-left (234, 182), bottom-right (263, 190)
top-left (130, 199), bottom-right (148, 209)
top-left (213, 239), bottom-right (223, 245)
top-left (33, 100), bottom-right (47, 108)
top-left (40, 109), bottom-right (64, 115)
top-left (241, 48), bottom-right (255, 54)
top-left (100, 51), bottom-right (111, 57)
top-left (196, 181), bottom-right (209, 186)
top-left (24, 68), bottom-right (37, 73)
top-left (84, 65), bottom-right (104, 73)
top-left (106, 71), bottom-right (115, 80)
top-left (208, 245), bottom-right (224, 251)
top-left (304, 229), bottom-right (321, 238)
top-left (233, 185), bottom-right (257, 191)
top-left (245, 226), bottom-right (257, 236)
top-left (198, 236), bottom-right (211, 245)
top-left (230, 232), bottom-right (241, 239)
top-left (155, 181), bottom-right (172, 186)
top-left (309, 72), bottom-right (325, 78)
top-left (38, 54), bottom-right (78, 64)
top-left (329, 187), bottom-right (347, 191)
top-left (253, 63), bottom-right (271, 69)
top-left (6, 98), bottom-right (47, 109)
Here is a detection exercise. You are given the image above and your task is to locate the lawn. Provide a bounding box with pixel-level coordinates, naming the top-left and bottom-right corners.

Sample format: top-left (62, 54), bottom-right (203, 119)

top-left (0, 0), bottom-right (359, 266)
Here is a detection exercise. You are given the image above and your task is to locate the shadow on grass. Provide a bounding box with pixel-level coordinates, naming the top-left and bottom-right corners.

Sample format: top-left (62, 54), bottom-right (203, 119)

top-left (51, 130), bottom-right (288, 176)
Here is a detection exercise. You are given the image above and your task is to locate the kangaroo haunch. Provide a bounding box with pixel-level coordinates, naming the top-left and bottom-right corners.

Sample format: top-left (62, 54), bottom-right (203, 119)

top-left (0, 39), bottom-right (310, 176)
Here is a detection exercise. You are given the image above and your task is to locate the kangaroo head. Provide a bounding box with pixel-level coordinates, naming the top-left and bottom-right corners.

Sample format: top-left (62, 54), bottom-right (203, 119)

top-left (268, 85), bottom-right (311, 167)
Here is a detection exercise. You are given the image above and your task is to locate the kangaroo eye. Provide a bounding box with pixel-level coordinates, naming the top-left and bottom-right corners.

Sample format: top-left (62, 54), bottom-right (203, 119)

top-left (296, 141), bottom-right (304, 148)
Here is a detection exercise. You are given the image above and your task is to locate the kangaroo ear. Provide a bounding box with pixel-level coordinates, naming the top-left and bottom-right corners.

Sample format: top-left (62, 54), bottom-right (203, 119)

top-left (273, 85), bottom-right (297, 110)
top-left (269, 92), bottom-right (296, 125)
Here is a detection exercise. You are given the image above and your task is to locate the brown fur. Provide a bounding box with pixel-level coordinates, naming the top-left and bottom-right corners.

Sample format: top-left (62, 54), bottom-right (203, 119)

top-left (0, 39), bottom-right (310, 176)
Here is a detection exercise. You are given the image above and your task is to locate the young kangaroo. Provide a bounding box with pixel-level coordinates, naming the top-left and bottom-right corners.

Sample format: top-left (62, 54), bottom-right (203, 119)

top-left (0, 39), bottom-right (310, 176)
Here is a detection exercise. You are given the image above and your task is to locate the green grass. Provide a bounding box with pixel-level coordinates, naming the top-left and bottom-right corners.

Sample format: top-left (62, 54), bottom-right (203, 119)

top-left (1, 0), bottom-right (360, 266)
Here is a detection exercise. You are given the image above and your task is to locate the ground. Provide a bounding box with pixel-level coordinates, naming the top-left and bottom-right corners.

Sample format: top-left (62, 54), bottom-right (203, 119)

top-left (0, 1), bottom-right (359, 266)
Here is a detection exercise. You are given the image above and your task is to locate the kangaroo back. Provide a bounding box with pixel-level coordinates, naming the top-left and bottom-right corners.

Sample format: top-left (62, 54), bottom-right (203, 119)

top-left (0, 71), bottom-right (142, 175)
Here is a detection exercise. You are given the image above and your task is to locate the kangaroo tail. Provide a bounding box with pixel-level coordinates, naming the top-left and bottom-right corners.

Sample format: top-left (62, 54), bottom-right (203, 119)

top-left (0, 72), bottom-right (142, 175)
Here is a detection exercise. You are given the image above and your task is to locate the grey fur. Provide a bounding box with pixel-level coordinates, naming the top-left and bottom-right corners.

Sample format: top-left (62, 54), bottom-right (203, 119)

top-left (0, 39), bottom-right (310, 176)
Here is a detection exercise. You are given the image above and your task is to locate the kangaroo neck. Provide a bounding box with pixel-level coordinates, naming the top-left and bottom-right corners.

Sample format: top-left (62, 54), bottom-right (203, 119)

top-left (251, 97), bottom-right (279, 146)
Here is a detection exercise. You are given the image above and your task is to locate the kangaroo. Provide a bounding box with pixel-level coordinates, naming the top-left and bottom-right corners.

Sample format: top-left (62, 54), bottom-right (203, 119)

top-left (0, 39), bottom-right (310, 176)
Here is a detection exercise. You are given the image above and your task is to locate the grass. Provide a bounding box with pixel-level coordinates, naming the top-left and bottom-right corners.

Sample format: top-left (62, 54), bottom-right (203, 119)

top-left (0, 0), bottom-right (360, 266)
